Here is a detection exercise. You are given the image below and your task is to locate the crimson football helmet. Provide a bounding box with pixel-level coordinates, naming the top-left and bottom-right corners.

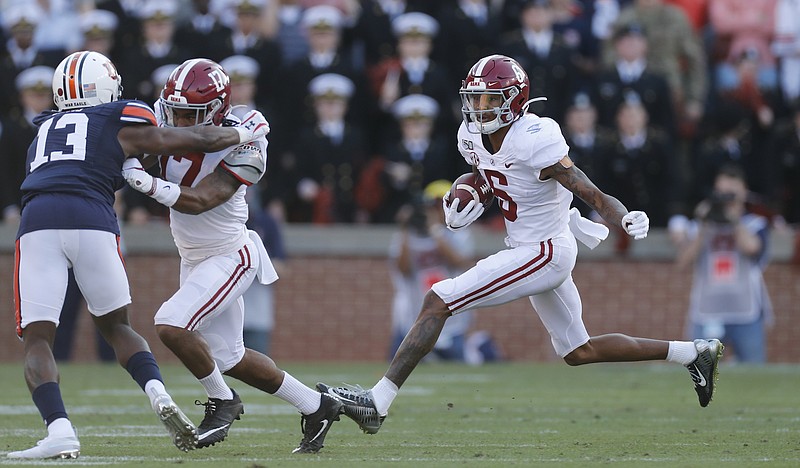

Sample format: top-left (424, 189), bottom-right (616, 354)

top-left (159, 58), bottom-right (231, 127)
top-left (460, 54), bottom-right (531, 134)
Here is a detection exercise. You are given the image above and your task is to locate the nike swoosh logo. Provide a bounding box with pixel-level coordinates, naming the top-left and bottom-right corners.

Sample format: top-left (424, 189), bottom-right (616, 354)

top-left (309, 419), bottom-right (329, 442)
top-left (198, 424), bottom-right (229, 440)
top-left (504, 162), bottom-right (513, 168)
top-left (325, 388), bottom-right (352, 403)
top-left (688, 365), bottom-right (707, 387)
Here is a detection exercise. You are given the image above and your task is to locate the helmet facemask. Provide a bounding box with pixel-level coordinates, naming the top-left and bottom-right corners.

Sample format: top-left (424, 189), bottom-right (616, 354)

top-left (460, 85), bottom-right (520, 134)
top-left (158, 93), bottom-right (224, 127)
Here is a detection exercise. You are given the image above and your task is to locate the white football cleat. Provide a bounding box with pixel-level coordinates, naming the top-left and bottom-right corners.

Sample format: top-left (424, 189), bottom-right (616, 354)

top-left (152, 394), bottom-right (198, 452)
top-left (7, 433), bottom-right (80, 459)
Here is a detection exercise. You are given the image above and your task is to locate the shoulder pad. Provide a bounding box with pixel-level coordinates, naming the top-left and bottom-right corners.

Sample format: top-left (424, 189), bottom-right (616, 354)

top-left (119, 100), bottom-right (157, 126)
top-left (220, 143), bottom-right (266, 186)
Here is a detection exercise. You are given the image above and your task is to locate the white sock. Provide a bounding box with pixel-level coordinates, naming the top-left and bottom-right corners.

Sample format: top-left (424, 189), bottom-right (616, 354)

top-left (371, 377), bottom-right (398, 416)
top-left (667, 341), bottom-right (698, 366)
top-left (144, 379), bottom-right (168, 408)
top-left (273, 372), bottom-right (321, 415)
top-left (199, 364), bottom-right (234, 400)
top-left (47, 418), bottom-right (75, 438)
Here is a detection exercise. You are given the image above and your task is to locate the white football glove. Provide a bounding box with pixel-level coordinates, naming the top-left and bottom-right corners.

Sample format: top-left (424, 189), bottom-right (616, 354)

top-left (122, 158), bottom-right (180, 207)
top-left (622, 210), bottom-right (649, 240)
top-left (234, 110), bottom-right (270, 144)
top-left (443, 195), bottom-right (484, 231)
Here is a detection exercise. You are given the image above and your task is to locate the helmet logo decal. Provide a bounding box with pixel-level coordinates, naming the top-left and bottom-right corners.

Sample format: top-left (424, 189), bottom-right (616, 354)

top-left (102, 61), bottom-right (118, 80)
top-left (208, 69), bottom-right (227, 92)
top-left (511, 63), bottom-right (526, 83)
top-left (83, 82), bottom-right (97, 98)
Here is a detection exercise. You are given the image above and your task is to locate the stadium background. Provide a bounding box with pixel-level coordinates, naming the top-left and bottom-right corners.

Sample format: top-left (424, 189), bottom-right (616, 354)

top-left (2, 0), bottom-right (799, 365)
top-left (1, 223), bottom-right (797, 363)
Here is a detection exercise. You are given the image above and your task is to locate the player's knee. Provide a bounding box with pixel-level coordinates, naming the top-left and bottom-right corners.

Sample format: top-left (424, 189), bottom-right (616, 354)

top-left (420, 290), bottom-right (450, 320)
top-left (156, 324), bottom-right (184, 347)
top-left (563, 344), bottom-right (593, 366)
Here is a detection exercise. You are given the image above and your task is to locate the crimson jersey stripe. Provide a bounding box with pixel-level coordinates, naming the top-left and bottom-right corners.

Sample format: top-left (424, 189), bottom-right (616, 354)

top-left (121, 104), bottom-right (157, 125)
top-left (185, 246), bottom-right (252, 330)
top-left (447, 239), bottom-right (554, 312)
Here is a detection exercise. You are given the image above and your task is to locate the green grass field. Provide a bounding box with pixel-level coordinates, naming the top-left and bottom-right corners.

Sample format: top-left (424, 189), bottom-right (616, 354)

top-left (0, 361), bottom-right (798, 467)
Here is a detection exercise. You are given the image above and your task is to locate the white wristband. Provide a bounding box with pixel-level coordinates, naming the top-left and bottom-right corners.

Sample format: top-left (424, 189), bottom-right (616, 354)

top-left (152, 179), bottom-right (181, 207)
top-left (234, 126), bottom-right (249, 144)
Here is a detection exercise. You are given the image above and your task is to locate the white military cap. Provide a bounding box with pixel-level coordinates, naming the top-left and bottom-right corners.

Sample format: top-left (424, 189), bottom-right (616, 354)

top-left (308, 73), bottom-right (354, 98)
top-left (569, 92), bottom-right (593, 110)
top-left (220, 55), bottom-right (260, 81)
top-left (15, 66), bottom-right (55, 91)
top-left (138, 0), bottom-right (178, 20)
top-left (151, 63), bottom-right (179, 87)
top-left (301, 5), bottom-right (343, 31)
top-left (79, 10), bottom-right (118, 37)
top-left (2, 3), bottom-right (43, 31)
top-left (392, 94), bottom-right (439, 120)
top-left (233, 0), bottom-right (267, 13)
top-left (622, 89), bottom-right (643, 107)
top-left (392, 12), bottom-right (438, 38)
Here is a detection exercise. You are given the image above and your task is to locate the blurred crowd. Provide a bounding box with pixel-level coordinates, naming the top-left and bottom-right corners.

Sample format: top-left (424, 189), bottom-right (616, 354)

top-left (2, 0), bottom-right (800, 233)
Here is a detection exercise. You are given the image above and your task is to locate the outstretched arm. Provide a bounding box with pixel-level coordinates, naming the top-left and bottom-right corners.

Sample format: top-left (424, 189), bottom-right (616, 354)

top-left (118, 109), bottom-right (270, 156)
top-left (541, 156), bottom-right (650, 239)
top-left (541, 156), bottom-right (628, 227)
top-left (118, 125), bottom-right (241, 157)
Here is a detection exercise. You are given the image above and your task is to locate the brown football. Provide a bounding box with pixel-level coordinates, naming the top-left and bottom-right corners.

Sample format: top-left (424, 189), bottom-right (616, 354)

top-left (446, 172), bottom-right (495, 211)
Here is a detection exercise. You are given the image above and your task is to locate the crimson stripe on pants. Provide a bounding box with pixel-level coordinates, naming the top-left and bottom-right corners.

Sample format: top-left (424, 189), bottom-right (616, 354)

top-left (448, 239), bottom-right (554, 313)
top-left (186, 245), bottom-right (252, 330)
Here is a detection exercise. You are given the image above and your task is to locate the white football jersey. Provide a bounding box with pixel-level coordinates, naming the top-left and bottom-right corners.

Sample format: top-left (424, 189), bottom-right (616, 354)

top-left (162, 136), bottom-right (268, 262)
top-left (457, 114), bottom-right (572, 245)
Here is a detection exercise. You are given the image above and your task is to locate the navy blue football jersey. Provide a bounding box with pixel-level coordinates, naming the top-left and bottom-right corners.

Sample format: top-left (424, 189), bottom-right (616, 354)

top-left (17, 99), bottom-right (157, 238)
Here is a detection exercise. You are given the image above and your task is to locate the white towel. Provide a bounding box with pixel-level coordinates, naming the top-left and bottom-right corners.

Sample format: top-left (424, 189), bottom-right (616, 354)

top-left (568, 207), bottom-right (609, 249)
top-left (248, 230), bottom-right (279, 285)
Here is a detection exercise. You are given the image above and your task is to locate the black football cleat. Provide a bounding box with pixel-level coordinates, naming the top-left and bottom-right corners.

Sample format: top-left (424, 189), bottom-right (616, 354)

top-left (686, 339), bottom-right (724, 407)
top-left (195, 389), bottom-right (244, 448)
top-left (292, 394), bottom-right (344, 454)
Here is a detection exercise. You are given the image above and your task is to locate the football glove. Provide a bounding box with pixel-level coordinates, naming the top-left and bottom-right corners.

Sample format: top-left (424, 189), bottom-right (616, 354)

top-left (443, 195), bottom-right (484, 231)
top-left (122, 158), bottom-right (180, 207)
top-left (234, 110), bottom-right (270, 144)
top-left (622, 210), bottom-right (649, 240)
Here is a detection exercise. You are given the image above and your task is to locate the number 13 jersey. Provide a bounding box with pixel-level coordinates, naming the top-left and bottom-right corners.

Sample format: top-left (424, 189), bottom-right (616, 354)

top-left (18, 100), bottom-right (157, 238)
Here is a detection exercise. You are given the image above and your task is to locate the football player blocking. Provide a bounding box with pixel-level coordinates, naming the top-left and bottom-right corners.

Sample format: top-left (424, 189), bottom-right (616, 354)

top-left (320, 54), bottom-right (724, 435)
top-left (122, 58), bottom-right (342, 455)
top-left (10, 51), bottom-right (269, 459)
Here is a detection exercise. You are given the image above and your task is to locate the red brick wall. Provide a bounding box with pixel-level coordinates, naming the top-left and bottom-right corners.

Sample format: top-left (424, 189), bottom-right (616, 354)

top-left (2, 254), bottom-right (798, 363)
